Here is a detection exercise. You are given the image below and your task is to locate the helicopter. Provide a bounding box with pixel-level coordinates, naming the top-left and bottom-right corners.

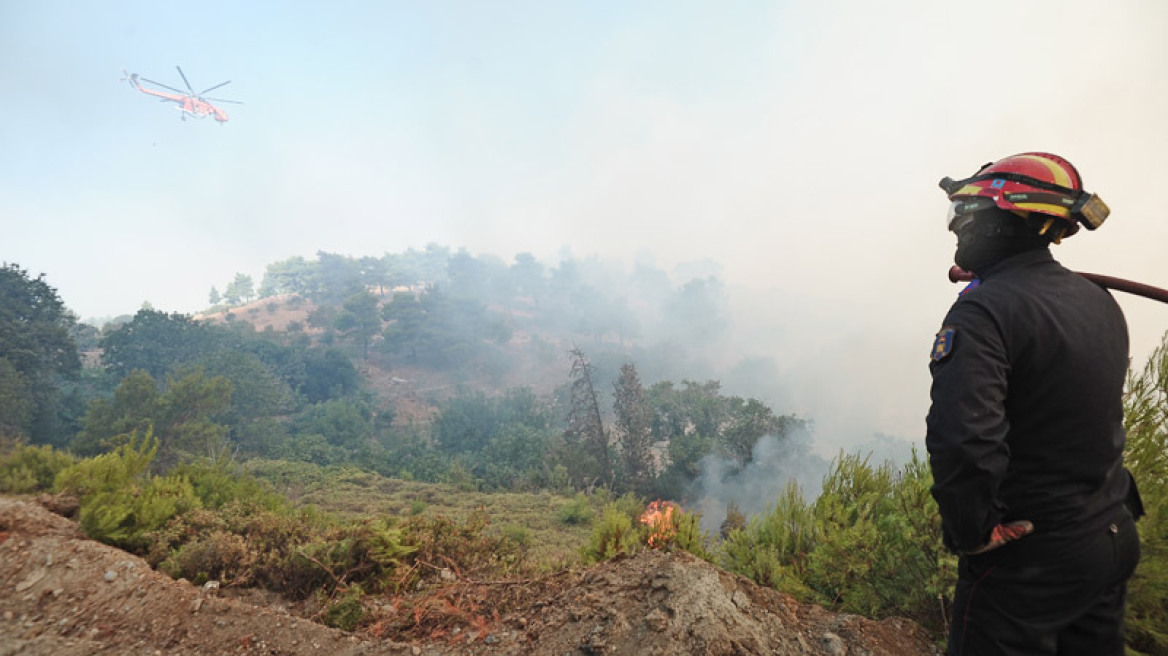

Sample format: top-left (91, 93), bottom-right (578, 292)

top-left (125, 66), bottom-right (242, 123)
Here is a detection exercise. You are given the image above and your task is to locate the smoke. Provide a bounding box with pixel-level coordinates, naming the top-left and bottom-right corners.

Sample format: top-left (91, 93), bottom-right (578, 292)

top-left (690, 426), bottom-right (922, 536)
top-left (690, 428), bottom-right (828, 535)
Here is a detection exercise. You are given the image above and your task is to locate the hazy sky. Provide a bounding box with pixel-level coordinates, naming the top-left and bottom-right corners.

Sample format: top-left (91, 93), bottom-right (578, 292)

top-left (4, 1), bottom-right (1168, 454)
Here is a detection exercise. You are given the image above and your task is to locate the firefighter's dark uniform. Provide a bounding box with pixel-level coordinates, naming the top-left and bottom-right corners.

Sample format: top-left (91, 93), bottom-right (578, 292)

top-left (926, 248), bottom-right (1141, 656)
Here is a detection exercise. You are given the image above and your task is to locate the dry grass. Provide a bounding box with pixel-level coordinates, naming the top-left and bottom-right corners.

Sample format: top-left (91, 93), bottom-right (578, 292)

top-left (244, 460), bottom-right (592, 569)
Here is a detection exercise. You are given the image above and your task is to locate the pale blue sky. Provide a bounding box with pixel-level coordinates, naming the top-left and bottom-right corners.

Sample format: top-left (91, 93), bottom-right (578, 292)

top-left (4, 1), bottom-right (1168, 450)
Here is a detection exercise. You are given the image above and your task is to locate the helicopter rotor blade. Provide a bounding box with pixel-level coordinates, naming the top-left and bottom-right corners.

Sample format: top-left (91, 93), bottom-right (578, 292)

top-left (198, 80), bottom-right (232, 95)
top-left (175, 66), bottom-right (195, 94)
top-left (140, 77), bottom-right (189, 94)
top-left (204, 97), bottom-right (244, 105)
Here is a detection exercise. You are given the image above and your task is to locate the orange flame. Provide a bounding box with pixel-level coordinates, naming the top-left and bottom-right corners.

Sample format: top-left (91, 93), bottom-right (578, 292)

top-left (639, 500), bottom-right (677, 549)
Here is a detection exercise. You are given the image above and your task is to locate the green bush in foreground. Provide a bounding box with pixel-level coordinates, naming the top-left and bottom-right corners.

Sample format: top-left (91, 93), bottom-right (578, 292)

top-left (1123, 334), bottom-right (1168, 656)
top-left (719, 450), bottom-right (955, 636)
top-left (54, 430), bottom-right (202, 551)
top-left (582, 503), bottom-right (641, 563)
top-left (0, 440), bottom-right (75, 494)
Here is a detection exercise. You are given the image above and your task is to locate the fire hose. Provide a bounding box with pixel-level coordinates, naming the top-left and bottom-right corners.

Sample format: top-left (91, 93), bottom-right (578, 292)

top-left (948, 266), bottom-right (1168, 305)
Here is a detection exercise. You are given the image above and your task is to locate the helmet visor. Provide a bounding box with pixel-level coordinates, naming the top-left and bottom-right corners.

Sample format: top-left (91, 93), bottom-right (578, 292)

top-left (946, 197), bottom-right (997, 233)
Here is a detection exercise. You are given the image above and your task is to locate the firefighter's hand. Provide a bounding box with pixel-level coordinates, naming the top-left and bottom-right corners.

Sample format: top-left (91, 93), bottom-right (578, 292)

top-left (966, 520), bottom-right (1034, 555)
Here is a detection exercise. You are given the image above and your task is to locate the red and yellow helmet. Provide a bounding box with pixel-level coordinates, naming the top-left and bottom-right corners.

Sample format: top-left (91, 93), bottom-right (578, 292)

top-left (939, 152), bottom-right (1109, 241)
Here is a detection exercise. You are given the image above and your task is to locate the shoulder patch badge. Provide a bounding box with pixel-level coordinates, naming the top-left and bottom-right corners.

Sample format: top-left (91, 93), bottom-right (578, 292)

top-left (931, 327), bottom-right (956, 362)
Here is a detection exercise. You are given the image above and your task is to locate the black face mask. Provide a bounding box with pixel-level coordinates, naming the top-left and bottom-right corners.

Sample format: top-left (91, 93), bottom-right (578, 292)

top-left (953, 210), bottom-right (1049, 274)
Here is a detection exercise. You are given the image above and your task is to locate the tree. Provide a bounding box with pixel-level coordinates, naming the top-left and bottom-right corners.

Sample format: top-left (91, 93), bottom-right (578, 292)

top-left (291, 397), bottom-right (373, 451)
top-left (433, 390), bottom-right (497, 455)
top-left (380, 288), bottom-right (498, 368)
top-left (0, 263), bottom-right (80, 445)
top-left (566, 347), bottom-right (612, 487)
top-left (357, 255), bottom-right (392, 296)
top-left (298, 347), bottom-right (359, 403)
top-left (224, 273), bottom-right (254, 306)
top-left (429, 386), bottom-right (554, 489)
top-left (208, 286), bottom-right (221, 306)
top-left (0, 358), bottom-right (34, 438)
top-left (313, 251), bottom-right (364, 304)
top-left (99, 309), bottom-right (226, 380)
top-left (510, 252), bottom-right (546, 306)
top-left (720, 397), bottom-right (795, 468)
top-left (258, 256), bottom-right (315, 298)
top-left (72, 369), bottom-right (160, 456)
top-left (446, 249), bottom-right (489, 302)
top-left (71, 366), bottom-right (232, 466)
top-left (335, 290), bottom-right (382, 360)
top-left (196, 350), bottom-right (295, 454)
top-left (662, 276), bottom-right (728, 344)
top-left (397, 243), bottom-right (450, 288)
top-left (612, 362), bottom-right (655, 491)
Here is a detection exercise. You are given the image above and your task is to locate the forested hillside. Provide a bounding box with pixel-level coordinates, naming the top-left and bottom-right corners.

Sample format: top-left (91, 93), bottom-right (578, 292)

top-left (8, 248), bottom-right (829, 505)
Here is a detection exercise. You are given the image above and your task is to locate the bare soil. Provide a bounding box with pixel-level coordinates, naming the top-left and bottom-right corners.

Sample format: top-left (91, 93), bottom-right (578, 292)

top-left (0, 496), bottom-right (940, 656)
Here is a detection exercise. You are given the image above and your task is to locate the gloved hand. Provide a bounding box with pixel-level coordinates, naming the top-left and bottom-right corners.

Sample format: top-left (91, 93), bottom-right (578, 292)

top-left (966, 520), bottom-right (1034, 555)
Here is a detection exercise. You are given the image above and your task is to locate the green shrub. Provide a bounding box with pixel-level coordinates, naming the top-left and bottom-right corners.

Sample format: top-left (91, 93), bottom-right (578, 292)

top-left (156, 516), bottom-right (256, 585)
top-left (720, 482), bottom-right (816, 582)
top-left (1123, 334), bottom-right (1168, 655)
top-left (719, 451), bottom-right (954, 635)
top-left (399, 510), bottom-right (526, 588)
top-left (610, 491), bottom-right (646, 520)
top-left (0, 442), bottom-right (75, 494)
top-left (321, 584), bottom-right (367, 631)
top-left (153, 500), bottom-right (413, 599)
top-left (79, 473), bottom-right (201, 551)
top-left (674, 507), bottom-right (713, 561)
top-left (440, 460), bottom-right (479, 492)
top-left (581, 503), bottom-right (642, 563)
top-left (54, 429), bottom-right (158, 498)
top-left (174, 459), bottom-right (287, 511)
top-left (556, 493), bottom-right (594, 525)
top-left (501, 522), bottom-right (532, 548)
top-left (152, 503), bottom-right (324, 593)
top-left (54, 430), bottom-right (203, 552)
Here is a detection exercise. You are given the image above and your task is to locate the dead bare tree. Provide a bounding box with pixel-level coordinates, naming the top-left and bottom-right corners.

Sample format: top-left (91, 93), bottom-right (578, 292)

top-left (565, 346), bottom-right (612, 488)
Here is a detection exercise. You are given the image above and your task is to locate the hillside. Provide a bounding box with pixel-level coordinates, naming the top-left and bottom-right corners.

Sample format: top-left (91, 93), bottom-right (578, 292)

top-left (0, 496), bottom-right (939, 655)
top-left (194, 294), bottom-right (571, 416)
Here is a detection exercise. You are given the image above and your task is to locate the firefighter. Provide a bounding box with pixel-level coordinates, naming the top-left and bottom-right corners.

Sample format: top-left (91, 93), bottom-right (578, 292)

top-left (926, 152), bottom-right (1143, 655)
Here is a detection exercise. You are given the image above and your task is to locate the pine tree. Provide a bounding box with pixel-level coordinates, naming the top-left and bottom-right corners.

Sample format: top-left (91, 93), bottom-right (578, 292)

top-left (613, 362), bottom-right (654, 491)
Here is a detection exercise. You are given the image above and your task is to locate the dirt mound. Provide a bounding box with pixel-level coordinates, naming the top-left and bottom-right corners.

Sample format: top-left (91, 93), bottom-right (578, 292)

top-left (0, 497), bottom-right (940, 655)
top-left (521, 551), bottom-right (938, 655)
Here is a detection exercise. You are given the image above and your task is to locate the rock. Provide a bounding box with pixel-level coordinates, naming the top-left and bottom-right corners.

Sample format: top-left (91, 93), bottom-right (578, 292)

top-left (644, 608), bottom-right (669, 632)
top-left (103, 570), bottom-right (117, 582)
top-left (15, 568), bottom-right (46, 592)
top-left (821, 631), bottom-right (847, 655)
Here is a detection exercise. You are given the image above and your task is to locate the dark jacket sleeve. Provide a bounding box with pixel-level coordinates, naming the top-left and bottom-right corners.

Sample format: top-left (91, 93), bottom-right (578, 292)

top-left (926, 300), bottom-right (1011, 553)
